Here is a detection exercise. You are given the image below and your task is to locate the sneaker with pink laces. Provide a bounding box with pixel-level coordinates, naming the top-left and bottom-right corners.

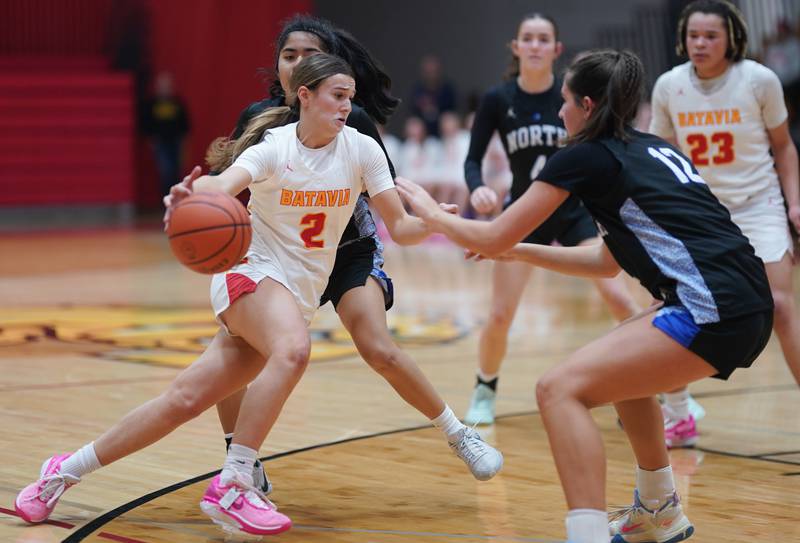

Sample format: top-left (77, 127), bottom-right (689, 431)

top-left (15, 454), bottom-right (80, 524)
top-left (664, 413), bottom-right (698, 449)
top-left (199, 473), bottom-right (292, 536)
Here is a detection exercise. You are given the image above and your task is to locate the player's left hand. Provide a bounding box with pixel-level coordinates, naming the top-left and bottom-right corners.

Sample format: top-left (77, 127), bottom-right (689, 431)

top-left (396, 177), bottom-right (443, 223)
top-left (464, 249), bottom-right (514, 262)
top-left (163, 166), bottom-right (202, 229)
top-left (439, 202), bottom-right (459, 215)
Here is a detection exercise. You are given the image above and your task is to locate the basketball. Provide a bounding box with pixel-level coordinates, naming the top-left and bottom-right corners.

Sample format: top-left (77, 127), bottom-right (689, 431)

top-left (166, 191), bottom-right (252, 274)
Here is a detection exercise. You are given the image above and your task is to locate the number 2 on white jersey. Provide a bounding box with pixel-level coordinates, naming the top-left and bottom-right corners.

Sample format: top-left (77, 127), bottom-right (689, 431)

top-left (648, 147), bottom-right (705, 185)
top-left (300, 213), bottom-right (327, 248)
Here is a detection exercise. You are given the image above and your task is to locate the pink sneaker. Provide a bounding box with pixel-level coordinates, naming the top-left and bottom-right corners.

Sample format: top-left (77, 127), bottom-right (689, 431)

top-left (664, 414), bottom-right (698, 449)
top-left (15, 454), bottom-right (80, 523)
top-left (199, 474), bottom-right (292, 536)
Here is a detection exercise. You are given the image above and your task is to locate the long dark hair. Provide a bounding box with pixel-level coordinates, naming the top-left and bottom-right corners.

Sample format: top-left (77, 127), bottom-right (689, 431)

top-left (505, 13), bottom-right (559, 80)
top-left (675, 0), bottom-right (748, 62)
top-left (564, 49), bottom-right (644, 144)
top-left (207, 54), bottom-right (354, 172)
top-left (267, 14), bottom-right (399, 124)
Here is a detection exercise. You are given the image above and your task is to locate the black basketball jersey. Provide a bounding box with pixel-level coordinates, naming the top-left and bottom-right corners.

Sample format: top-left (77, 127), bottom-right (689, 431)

top-left (538, 130), bottom-right (773, 323)
top-left (465, 78), bottom-right (567, 202)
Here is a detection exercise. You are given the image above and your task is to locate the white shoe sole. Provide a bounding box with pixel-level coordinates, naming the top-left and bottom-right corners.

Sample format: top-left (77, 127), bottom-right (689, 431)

top-left (199, 501), bottom-right (264, 540)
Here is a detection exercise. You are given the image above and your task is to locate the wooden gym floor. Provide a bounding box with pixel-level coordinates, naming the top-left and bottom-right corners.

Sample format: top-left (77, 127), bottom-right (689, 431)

top-left (0, 228), bottom-right (798, 543)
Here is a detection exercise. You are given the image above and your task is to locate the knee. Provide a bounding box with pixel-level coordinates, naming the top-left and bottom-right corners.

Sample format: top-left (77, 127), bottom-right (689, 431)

top-left (535, 368), bottom-right (594, 413)
top-left (361, 342), bottom-right (403, 374)
top-left (771, 290), bottom-right (796, 332)
top-left (535, 369), bottom-right (570, 413)
top-left (162, 383), bottom-right (208, 423)
top-left (273, 338), bottom-right (311, 376)
top-left (486, 306), bottom-right (516, 332)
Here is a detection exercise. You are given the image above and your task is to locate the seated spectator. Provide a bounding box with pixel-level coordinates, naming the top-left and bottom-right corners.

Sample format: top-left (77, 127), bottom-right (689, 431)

top-left (410, 55), bottom-right (457, 138)
top-left (432, 112), bottom-right (470, 212)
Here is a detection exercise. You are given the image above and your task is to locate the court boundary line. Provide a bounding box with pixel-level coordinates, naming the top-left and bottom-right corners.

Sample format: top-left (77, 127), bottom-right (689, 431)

top-left (59, 381), bottom-right (800, 542)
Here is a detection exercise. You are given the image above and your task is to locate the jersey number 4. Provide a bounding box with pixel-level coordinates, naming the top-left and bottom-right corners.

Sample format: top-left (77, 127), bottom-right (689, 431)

top-left (300, 213), bottom-right (327, 248)
top-left (685, 132), bottom-right (735, 166)
top-left (648, 147), bottom-right (706, 184)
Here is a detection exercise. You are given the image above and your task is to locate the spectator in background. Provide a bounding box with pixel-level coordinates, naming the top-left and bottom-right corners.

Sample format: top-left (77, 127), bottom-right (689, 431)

top-left (410, 55), bottom-right (457, 138)
top-left (376, 123), bottom-right (402, 169)
top-left (140, 72), bottom-right (190, 196)
top-left (433, 111), bottom-right (470, 211)
top-left (763, 19), bottom-right (800, 115)
top-left (398, 116), bottom-right (439, 196)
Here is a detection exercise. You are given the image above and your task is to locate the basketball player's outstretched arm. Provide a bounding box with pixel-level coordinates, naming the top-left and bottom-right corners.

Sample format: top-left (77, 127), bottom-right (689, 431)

top-left (474, 241), bottom-right (621, 278)
top-left (370, 186), bottom-right (432, 245)
top-left (163, 165), bottom-right (253, 224)
top-left (397, 177), bottom-right (567, 257)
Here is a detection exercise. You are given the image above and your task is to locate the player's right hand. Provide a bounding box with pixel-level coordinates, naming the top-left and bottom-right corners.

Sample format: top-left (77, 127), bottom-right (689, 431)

top-left (470, 186), bottom-right (498, 215)
top-left (163, 166), bottom-right (202, 228)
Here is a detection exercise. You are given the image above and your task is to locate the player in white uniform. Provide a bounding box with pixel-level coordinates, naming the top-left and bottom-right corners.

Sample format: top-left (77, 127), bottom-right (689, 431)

top-left (13, 54), bottom-right (502, 537)
top-left (650, 0), bottom-right (800, 448)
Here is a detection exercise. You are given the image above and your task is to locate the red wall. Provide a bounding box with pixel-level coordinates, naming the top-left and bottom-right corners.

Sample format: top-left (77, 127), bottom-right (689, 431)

top-left (0, 0), bottom-right (313, 208)
top-left (146, 0), bottom-right (313, 199)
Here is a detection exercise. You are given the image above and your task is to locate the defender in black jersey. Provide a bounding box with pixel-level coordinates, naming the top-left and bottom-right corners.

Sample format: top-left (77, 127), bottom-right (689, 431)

top-left (461, 13), bottom-right (640, 427)
top-left (213, 15), bottom-right (504, 495)
top-left (399, 49), bottom-right (772, 543)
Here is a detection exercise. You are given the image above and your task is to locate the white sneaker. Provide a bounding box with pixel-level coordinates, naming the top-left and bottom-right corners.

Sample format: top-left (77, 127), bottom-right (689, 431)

top-left (463, 384), bottom-right (496, 426)
top-left (609, 490), bottom-right (694, 543)
top-left (687, 395), bottom-right (705, 421)
top-left (449, 427), bottom-right (503, 481)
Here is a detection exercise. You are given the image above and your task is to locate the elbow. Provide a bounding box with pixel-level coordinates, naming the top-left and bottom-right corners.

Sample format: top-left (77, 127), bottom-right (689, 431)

top-left (478, 231), bottom-right (515, 258)
top-left (598, 259), bottom-right (622, 278)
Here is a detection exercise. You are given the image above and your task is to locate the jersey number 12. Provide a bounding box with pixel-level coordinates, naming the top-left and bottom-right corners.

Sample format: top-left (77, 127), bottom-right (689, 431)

top-left (648, 147), bottom-right (706, 185)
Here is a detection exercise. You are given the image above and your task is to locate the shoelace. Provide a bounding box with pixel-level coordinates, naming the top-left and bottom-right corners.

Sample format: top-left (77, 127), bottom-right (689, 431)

top-left (223, 474), bottom-right (277, 511)
top-left (30, 473), bottom-right (79, 508)
top-left (453, 428), bottom-right (488, 463)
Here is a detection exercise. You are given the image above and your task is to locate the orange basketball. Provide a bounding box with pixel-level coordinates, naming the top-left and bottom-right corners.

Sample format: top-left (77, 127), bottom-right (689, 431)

top-left (166, 191), bottom-right (252, 274)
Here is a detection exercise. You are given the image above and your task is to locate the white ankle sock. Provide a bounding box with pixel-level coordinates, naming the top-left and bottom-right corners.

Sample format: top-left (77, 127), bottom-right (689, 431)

top-left (220, 444), bottom-right (257, 486)
top-left (664, 390), bottom-right (690, 419)
top-left (477, 370), bottom-right (498, 383)
top-left (60, 442), bottom-right (102, 479)
top-left (637, 465), bottom-right (675, 510)
top-left (565, 509), bottom-right (608, 543)
top-left (431, 405), bottom-right (465, 443)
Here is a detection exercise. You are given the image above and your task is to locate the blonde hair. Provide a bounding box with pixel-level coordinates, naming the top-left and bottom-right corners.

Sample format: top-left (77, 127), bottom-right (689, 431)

top-left (206, 53), bottom-right (354, 172)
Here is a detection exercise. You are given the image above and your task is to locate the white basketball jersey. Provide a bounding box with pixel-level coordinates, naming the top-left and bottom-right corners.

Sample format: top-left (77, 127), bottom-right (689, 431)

top-left (231, 122), bottom-right (393, 318)
top-left (650, 60), bottom-right (788, 207)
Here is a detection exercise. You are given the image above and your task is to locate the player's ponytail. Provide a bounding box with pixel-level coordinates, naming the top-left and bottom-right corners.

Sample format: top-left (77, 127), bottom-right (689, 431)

top-left (207, 54), bottom-right (354, 172)
top-left (565, 49), bottom-right (644, 144)
top-left (331, 27), bottom-right (399, 124)
top-left (675, 0), bottom-right (748, 62)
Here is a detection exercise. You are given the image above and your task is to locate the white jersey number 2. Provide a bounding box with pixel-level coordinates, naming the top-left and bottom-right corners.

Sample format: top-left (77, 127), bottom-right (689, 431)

top-left (300, 213), bottom-right (327, 249)
top-left (648, 147), bottom-right (705, 185)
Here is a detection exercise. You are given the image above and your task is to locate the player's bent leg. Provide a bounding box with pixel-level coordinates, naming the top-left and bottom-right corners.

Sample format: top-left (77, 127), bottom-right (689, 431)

top-left (202, 279), bottom-right (310, 534)
top-left (467, 261), bottom-right (532, 425)
top-left (338, 277), bottom-right (444, 418)
top-left (536, 314), bottom-right (716, 541)
top-left (16, 331), bottom-right (266, 524)
top-left (765, 253), bottom-right (800, 385)
top-left (338, 278), bottom-right (503, 480)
